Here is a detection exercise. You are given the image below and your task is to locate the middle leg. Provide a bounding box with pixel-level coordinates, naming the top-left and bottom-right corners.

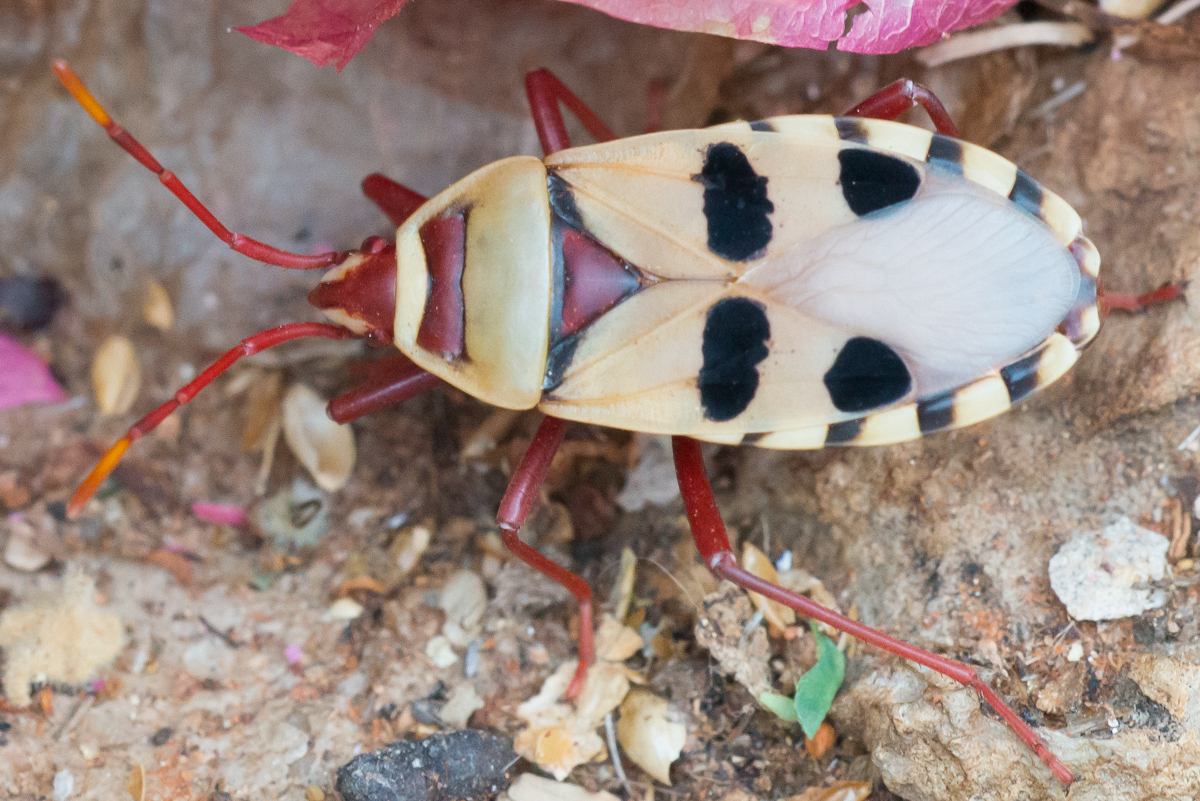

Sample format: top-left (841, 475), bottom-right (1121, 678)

top-left (497, 415), bottom-right (594, 699)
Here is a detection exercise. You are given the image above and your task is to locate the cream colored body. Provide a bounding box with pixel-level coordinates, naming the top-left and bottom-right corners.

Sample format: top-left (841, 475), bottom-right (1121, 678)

top-left (390, 117), bottom-right (1100, 449)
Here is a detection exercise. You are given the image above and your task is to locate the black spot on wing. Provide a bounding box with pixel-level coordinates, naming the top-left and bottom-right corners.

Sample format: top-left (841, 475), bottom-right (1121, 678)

top-left (749, 120), bottom-right (777, 132)
top-left (824, 419), bottom-right (862, 445)
top-left (837, 149), bottom-right (921, 216)
top-left (926, 134), bottom-right (964, 176)
top-left (834, 118), bottom-right (869, 143)
top-left (693, 143), bottom-right (774, 262)
top-left (823, 337), bottom-right (911, 413)
top-left (1009, 170), bottom-right (1045, 219)
top-left (699, 297), bottom-right (771, 421)
top-left (1000, 350), bottom-right (1042, 403)
top-left (916, 390), bottom-right (956, 434)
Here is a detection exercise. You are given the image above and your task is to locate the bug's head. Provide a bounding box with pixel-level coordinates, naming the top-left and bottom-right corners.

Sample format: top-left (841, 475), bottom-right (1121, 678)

top-left (308, 236), bottom-right (398, 347)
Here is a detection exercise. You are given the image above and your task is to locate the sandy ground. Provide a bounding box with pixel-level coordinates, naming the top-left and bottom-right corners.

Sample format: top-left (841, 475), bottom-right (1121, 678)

top-left (4, 2), bottom-right (1200, 800)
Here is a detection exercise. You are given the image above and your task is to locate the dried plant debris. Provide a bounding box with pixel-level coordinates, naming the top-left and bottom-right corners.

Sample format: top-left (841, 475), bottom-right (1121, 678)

top-left (742, 542), bottom-right (796, 632)
top-left (281, 383), bottom-right (356, 492)
top-left (141, 280), bottom-right (173, 331)
top-left (0, 568), bottom-right (123, 706)
top-left (91, 334), bottom-right (141, 416)
top-left (252, 478), bottom-right (329, 550)
top-left (504, 773), bottom-right (619, 801)
top-left (336, 730), bottom-right (516, 801)
top-left (693, 581), bottom-right (771, 698)
top-left (1048, 517), bottom-right (1169, 620)
top-left (614, 689), bottom-right (686, 785)
top-left (513, 615), bottom-right (643, 780)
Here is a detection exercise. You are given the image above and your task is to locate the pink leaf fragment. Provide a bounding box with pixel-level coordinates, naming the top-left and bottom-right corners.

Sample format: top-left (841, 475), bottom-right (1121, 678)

top-left (840, 0), bottom-right (1019, 53)
top-left (0, 334), bottom-right (66, 412)
top-left (238, 0), bottom-right (1018, 67)
top-left (235, 0), bottom-right (409, 70)
top-left (191, 502), bottom-right (248, 526)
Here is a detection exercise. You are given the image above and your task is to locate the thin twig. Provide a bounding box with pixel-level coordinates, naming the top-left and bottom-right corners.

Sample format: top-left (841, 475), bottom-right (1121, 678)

top-left (605, 711), bottom-right (633, 797)
top-left (199, 616), bottom-right (241, 648)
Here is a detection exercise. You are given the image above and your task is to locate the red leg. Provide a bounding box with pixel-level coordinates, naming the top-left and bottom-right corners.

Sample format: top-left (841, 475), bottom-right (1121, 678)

top-left (1102, 282), bottom-right (1187, 313)
top-left (497, 416), bottom-right (593, 699)
top-left (845, 78), bottom-right (960, 139)
top-left (524, 69), bottom-right (618, 156)
top-left (327, 353), bottom-right (440, 423)
top-left (645, 79), bottom-right (667, 135)
top-left (671, 436), bottom-right (1074, 785)
top-left (67, 323), bottom-right (357, 517)
top-left (53, 61), bottom-right (346, 271)
top-left (361, 174), bottom-right (427, 227)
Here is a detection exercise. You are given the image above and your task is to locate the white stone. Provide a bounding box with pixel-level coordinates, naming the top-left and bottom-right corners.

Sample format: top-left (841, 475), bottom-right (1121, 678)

top-left (425, 635), bottom-right (458, 668)
top-left (52, 769), bottom-right (73, 801)
top-left (1048, 517), bottom-right (1169, 621)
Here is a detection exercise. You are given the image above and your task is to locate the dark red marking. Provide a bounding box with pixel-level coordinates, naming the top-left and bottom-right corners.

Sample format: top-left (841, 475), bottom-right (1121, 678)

top-left (496, 416), bottom-right (593, 699)
top-left (415, 213), bottom-right (467, 360)
top-left (362, 173), bottom-right (427, 226)
top-left (844, 78), bottom-right (959, 138)
top-left (307, 245), bottom-right (398, 346)
top-left (669, 436), bottom-right (1074, 785)
top-left (559, 228), bottom-right (642, 337)
top-left (327, 352), bottom-right (440, 424)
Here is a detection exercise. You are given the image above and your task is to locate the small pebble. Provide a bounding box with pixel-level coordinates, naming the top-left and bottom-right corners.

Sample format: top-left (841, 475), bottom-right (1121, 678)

top-left (1048, 517), bottom-right (1169, 620)
top-left (336, 731), bottom-right (515, 801)
top-left (305, 786), bottom-right (325, 801)
top-left (1066, 642), bottom-right (1084, 662)
top-left (323, 598), bottom-right (363, 623)
top-left (425, 635), bottom-right (458, 668)
top-left (52, 769), bottom-right (74, 801)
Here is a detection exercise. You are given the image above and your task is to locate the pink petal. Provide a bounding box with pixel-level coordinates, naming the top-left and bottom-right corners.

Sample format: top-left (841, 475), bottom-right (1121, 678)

top-left (285, 644), bottom-right (304, 664)
top-left (0, 334), bottom-right (66, 411)
top-left (235, 0), bottom-right (410, 70)
top-left (192, 502), bottom-right (248, 526)
top-left (565, 0), bottom-right (854, 50)
top-left (840, 0), bottom-right (1019, 54)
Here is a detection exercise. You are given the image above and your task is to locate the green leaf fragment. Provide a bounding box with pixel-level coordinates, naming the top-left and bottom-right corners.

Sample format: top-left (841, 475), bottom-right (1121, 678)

top-left (792, 621), bottom-right (845, 738)
top-left (758, 691), bottom-right (799, 722)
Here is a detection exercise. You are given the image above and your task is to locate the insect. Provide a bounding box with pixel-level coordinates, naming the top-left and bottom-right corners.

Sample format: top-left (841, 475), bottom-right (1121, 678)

top-left (57, 60), bottom-right (1174, 785)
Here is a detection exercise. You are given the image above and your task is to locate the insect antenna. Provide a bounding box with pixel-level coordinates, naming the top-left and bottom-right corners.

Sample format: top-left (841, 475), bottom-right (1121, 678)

top-left (52, 60), bottom-right (347, 271)
top-left (68, 322), bottom-right (357, 518)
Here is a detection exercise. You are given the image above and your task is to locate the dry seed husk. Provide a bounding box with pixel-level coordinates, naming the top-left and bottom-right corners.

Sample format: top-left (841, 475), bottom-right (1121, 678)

top-left (141, 281), bottom-right (173, 331)
top-left (742, 542), bottom-right (796, 631)
top-left (281, 383), bottom-right (355, 492)
top-left (91, 334), bottom-right (141, 415)
top-left (615, 689), bottom-right (685, 784)
top-left (242, 371), bottom-right (283, 451)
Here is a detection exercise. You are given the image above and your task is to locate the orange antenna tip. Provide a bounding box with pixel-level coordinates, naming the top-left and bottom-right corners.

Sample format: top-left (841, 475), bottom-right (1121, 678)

top-left (66, 437), bottom-right (131, 518)
top-left (52, 60), bottom-right (112, 127)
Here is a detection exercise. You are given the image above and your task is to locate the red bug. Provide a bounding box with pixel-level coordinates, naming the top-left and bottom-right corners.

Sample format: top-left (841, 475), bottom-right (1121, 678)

top-left (56, 60), bottom-right (1180, 784)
